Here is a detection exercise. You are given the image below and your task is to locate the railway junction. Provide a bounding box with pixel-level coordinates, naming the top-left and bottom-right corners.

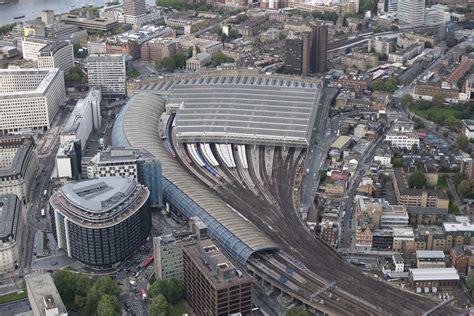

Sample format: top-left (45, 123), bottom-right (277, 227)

top-left (113, 71), bottom-right (458, 315)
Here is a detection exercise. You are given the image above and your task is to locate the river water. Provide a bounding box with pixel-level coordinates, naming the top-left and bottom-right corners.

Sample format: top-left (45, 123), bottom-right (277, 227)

top-left (0, 0), bottom-right (156, 25)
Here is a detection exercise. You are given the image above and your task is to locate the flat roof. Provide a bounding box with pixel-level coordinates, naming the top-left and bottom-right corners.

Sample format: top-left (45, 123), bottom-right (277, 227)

top-left (62, 88), bottom-right (101, 135)
top-left (112, 92), bottom-right (278, 260)
top-left (409, 268), bottom-right (459, 281)
top-left (416, 250), bottom-right (445, 259)
top-left (169, 76), bottom-right (320, 147)
top-left (0, 68), bottom-right (61, 99)
top-left (443, 221), bottom-right (474, 232)
top-left (25, 273), bottom-right (67, 315)
top-left (0, 194), bottom-right (20, 241)
top-left (0, 136), bottom-right (35, 179)
top-left (330, 136), bottom-right (352, 150)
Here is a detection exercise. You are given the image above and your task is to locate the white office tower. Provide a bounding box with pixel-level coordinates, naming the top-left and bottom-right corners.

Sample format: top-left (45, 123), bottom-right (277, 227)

top-left (21, 37), bottom-right (49, 61)
top-left (87, 54), bottom-right (126, 97)
top-left (397, 0), bottom-right (425, 27)
top-left (37, 41), bottom-right (74, 73)
top-left (0, 68), bottom-right (65, 134)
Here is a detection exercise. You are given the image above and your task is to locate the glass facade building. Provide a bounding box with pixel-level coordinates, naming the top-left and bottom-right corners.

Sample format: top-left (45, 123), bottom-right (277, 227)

top-left (138, 158), bottom-right (163, 208)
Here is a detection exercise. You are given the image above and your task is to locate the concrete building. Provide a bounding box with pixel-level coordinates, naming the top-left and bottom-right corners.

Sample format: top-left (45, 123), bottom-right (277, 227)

top-left (416, 250), bottom-right (446, 268)
top-left (60, 14), bottom-right (119, 32)
top-left (37, 41), bottom-right (74, 73)
top-left (60, 88), bottom-right (102, 151)
top-left (460, 157), bottom-right (474, 180)
top-left (186, 44), bottom-right (211, 71)
top-left (392, 226), bottom-right (415, 253)
top-left (49, 177), bottom-right (151, 269)
top-left (385, 121), bottom-right (419, 150)
top-left (380, 205), bottom-right (409, 228)
top-left (21, 37), bottom-right (49, 62)
top-left (462, 120), bottom-right (474, 140)
top-left (0, 68), bottom-right (65, 134)
top-left (388, 44), bottom-right (423, 64)
top-left (310, 23), bottom-right (328, 74)
top-left (415, 226), bottom-right (447, 251)
top-left (55, 140), bottom-right (82, 179)
top-left (393, 253), bottom-right (404, 272)
top-left (25, 273), bottom-right (67, 316)
top-left (0, 195), bottom-right (23, 275)
top-left (408, 268), bottom-right (459, 290)
top-left (368, 37), bottom-right (392, 55)
top-left (0, 136), bottom-right (38, 203)
top-left (123, 0), bottom-right (147, 17)
top-left (87, 54), bottom-right (126, 97)
top-left (85, 147), bottom-right (163, 208)
top-left (183, 239), bottom-right (252, 315)
top-left (153, 231), bottom-right (198, 281)
top-left (397, 0), bottom-right (425, 27)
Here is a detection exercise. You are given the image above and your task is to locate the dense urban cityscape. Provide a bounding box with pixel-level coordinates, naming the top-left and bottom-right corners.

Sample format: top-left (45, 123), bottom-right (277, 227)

top-left (0, 0), bottom-right (473, 315)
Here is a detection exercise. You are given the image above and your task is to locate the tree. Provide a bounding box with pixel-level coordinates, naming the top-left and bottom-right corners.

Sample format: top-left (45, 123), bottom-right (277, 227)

top-left (156, 57), bottom-right (176, 72)
top-left (211, 51), bottom-right (234, 68)
top-left (468, 270), bottom-right (474, 296)
top-left (400, 95), bottom-right (413, 108)
top-left (458, 179), bottom-right (472, 198)
top-left (444, 116), bottom-right (459, 127)
top-left (85, 277), bottom-right (121, 314)
top-left (65, 65), bottom-right (85, 82)
top-left (96, 295), bottom-right (120, 316)
top-left (392, 158), bottom-right (403, 168)
top-left (359, 0), bottom-right (377, 13)
top-left (148, 278), bottom-right (184, 304)
top-left (432, 94), bottom-right (445, 107)
top-left (149, 294), bottom-right (169, 316)
top-left (54, 271), bottom-right (93, 309)
top-left (173, 53), bottom-right (187, 69)
top-left (287, 307), bottom-right (309, 316)
top-left (409, 172), bottom-right (427, 189)
top-left (457, 134), bottom-right (469, 150)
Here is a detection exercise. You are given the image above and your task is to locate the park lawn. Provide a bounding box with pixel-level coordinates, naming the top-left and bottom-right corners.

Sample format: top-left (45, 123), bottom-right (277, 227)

top-left (170, 301), bottom-right (189, 316)
top-left (0, 291), bottom-right (27, 304)
top-left (412, 105), bottom-right (460, 119)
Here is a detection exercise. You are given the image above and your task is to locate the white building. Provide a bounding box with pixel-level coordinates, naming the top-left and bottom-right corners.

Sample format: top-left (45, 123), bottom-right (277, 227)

top-left (462, 120), bottom-right (474, 140)
top-left (87, 41), bottom-right (107, 55)
top-left (25, 273), bottom-right (68, 316)
top-left (0, 68), bottom-right (65, 134)
top-left (0, 195), bottom-right (23, 275)
top-left (380, 205), bottom-right (409, 228)
top-left (21, 37), bottom-right (49, 61)
top-left (397, 0), bottom-right (425, 27)
top-left (37, 41), bottom-right (74, 73)
top-left (385, 121), bottom-right (419, 150)
top-left (392, 253), bottom-right (404, 272)
top-left (87, 54), bottom-right (126, 97)
top-left (374, 154), bottom-right (392, 166)
top-left (55, 140), bottom-right (82, 179)
top-left (0, 136), bottom-right (39, 203)
top-left (60, 88), bottom-right (102, 150)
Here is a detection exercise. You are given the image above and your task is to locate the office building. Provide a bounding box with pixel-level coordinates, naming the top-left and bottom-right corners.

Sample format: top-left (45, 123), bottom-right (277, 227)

top-left (0, 195), bottom-right (23, 275)
top-left (416, 250), bottom-right (446, 269)
top-left (50, 177), bottom-right (151, 269)
top-left (385, 121), bottom-right (419, 150)
top-left (183, 239), bottom-right (252, 316)
top-left (21, 37), bottom-right (49, 61)
top-left (0, 136), bottom-right (38, 203)
top-left (397, 0), bottom-right (425, 27)
top-left (87, 54), bottom-right (126, 97)
top-left (408, 268), bottom-right (459, 290)
top-left (123, 0), bottom-right (147, 17)
top-left (37, 41), bottom-right (74, 73)
top-left (284, 34), bottom-right (304, 75)
top-left (25, 272), bottom-right (68, 316)
top-left (55, 140), bottom-right (82, 179)
top-left (461, 157), bottom-right (474, 180)
top-left (384, 0), bottom-right (398, 13)
top-left (140, 38), bottom-right (179, 63)
top-left (85, 147), bottom-right (163, 208)
top-left (60, 88), bottom-right (102, 151)
top-left (0, 68), bottom-right (65, 134)
top-left (60, 14), bottom-right (119, 32)
top-left (310, 23), bottom-right (328, 74)
top-left (153, 231), bottom-right (198, 281)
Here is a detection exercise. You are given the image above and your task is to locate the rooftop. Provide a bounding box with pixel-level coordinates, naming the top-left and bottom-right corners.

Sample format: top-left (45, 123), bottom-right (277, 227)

top-left (0, 68), bottom-right (62, 99)
top-left (98, 147), bottom-right (155, 163)
top-left (330, 136), bottom-right (352, 150)
top-left (0, 194), bottom-right (21, 242)
top-left (62, 88), bottom-right (101, 135)
top-left (25, 273), bottom-right (67, 316)
top-left (50, 177), bottom-right (149, 227)
top-left (416, 250), bottom-right (445, 259)
top-left (38, 41), bottom-right (69, 55)
top-left (409, 268), bottom-right (459, 281)
top-left (443, 221), bottom-right (474, 232)
top-left (0, 136), bottom-right (36, 179)
top-left (169, 75), bottom-right (320, 147)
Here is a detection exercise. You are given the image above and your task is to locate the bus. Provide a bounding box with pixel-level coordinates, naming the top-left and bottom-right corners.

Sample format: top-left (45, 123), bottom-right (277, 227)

top-left (143, 255), bottom-right (154, 268)
top-left (140, 288), bottom-right (147, 301)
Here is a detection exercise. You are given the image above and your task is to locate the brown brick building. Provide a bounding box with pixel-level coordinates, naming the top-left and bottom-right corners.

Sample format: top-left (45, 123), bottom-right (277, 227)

top-left (141, 39), bottom-right (179, 63)
top-left (183, 239), bottom-right (252, 316)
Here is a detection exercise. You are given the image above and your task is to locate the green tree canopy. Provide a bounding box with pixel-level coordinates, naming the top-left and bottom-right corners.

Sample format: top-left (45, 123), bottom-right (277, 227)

top-left (96, 294), bottom-right (120, 316)
top-left (65, 65), bottom-right (86, 82)
top-left (148, 278), bottom-right (184, 304)
top-left (53, 270), bottom-right (93, 309)
top-left (409, 172), bottom-right (427, 189)
top-left (85, 276), bottom-right (121, 314)
top-left (432, 94), bottom-right (445, 107)
top-left (400, 94), bottom-right (413, 108)
top-left (458, 179), bottom-right (474, 198)
top-left (149, 294), bottom-right (169, 316)
top-left (457, 134), bottom-right (469, 150)
top-left (287, 307), bottom-right (309, 316)
top-left (211, 51), bottom-right (234, 68)
top-left (173, 52), bottom-right (187, 69)
top-left (156, 57), bottom-right (176, 72)
top-left (359, 0), bottom-right (377, 13)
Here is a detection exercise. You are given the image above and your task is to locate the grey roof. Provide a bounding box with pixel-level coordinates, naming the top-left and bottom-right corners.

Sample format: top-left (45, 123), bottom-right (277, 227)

top-left (38, 41), bottom-right (69, 55)
top-left (409, 268), bottom-right (459, 281)
top-left (169, 76), bottom-right (320, 147)
top-left (60, 177), bottom-right (136, 212)
top-left (0, 136), bottom-right (36, 179)
top-left (112, 92), bottom-right (278, 255)
top-left (25, 273), bottom-right (67, 316)
top-left (0, 194), bottom-right (21, 242)
top-left (406, 207), bottom-right (448, 215)
top-left (416, 250), bottom-right (445, 259)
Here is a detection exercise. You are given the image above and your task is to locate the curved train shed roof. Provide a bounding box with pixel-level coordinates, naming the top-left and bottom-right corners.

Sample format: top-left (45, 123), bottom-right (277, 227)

top-left (112, 92), bottom-right (279, 263)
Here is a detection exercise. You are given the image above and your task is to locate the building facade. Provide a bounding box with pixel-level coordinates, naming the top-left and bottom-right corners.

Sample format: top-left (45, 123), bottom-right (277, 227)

top-left (49, 177), bottom-right (151, 269)
top-left (0, 136), bottom-right (38, 203)
top-left (0, 68), bottom-right (65, 134)
top-left (0, 195), bottom-right (23, 275)
top-left (310, 23), bottom-right (328, 74)
top-left (183, 239), bottom-right (252, 316)
top-left (397, 0), bottom-right (425, 27)
top-left (37, 41), bottom-right (74, 73)
top-left (87, 54), bottom-right (126, 97)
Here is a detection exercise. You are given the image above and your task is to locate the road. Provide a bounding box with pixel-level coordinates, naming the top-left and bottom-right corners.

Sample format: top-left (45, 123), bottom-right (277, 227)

top-left (300, 87), bottom-right (338, 215)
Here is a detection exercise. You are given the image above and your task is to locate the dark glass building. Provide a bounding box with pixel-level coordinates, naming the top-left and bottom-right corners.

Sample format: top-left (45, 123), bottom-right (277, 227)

top-left (310, 23), bottom-right (328, 74)
top-left (49, 177), bottom-right (150, 269)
